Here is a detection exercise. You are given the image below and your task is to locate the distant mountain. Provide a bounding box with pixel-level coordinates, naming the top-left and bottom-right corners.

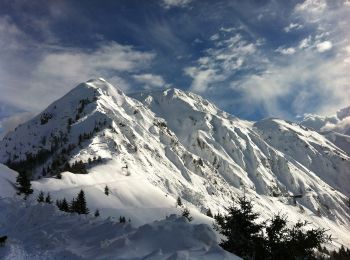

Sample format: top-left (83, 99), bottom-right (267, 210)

top-left (1, 78), bottom-right (349, 250)
top-left (301, 106), bottom-right (350, 155)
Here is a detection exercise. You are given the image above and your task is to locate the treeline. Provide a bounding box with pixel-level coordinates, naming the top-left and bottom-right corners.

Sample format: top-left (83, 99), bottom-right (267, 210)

top-left (6, 113), bottom-right (107, 179)
top-left (38, 189), bottom-right (129, 224)
top-left (38, 189), bottom-right (89, 214)
top-left (55, 190), bottom-right (89, 214)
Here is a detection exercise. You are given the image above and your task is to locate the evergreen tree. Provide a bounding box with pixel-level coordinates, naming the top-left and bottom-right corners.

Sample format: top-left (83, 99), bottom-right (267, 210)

top-left (177, 196), bottom-right (183, 207)
top-left (45, 193), bottom-right (52, 204)
top-left (206, 208), bottom-right (213, 218)
top-left (265, 214), bottom-right (289, 259)
top-left (61, 198), bottom-right (69, 212)
top-left (70, 198), bottom-right (77, 213)
top-left (16, 171), bottom-right (33, 197)
top-left (104, 185), bottom-right (109, 196)
top-left (215, 196), bottom-right (331, 259)
top-left (37, 191), bottom-right (45, 203)
top-left (75, 189), bottom-right (89, 214)
top-left (330, 245), bottom-right (350, 260)
top-left (214, 196), bottom-right (266, 259)
top-left (284, 220), bottom-right (330, 259)
top-left (119, 216), bottom-right (126, 223)
top-left (182, 208), bottom-right (193, 222)
top-left (94, 209), bottom-right (100, 217)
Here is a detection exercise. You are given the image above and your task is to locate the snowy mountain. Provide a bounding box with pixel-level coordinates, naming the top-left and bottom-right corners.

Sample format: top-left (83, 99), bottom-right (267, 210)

top-left (0, 78), bottom-right (349, 257)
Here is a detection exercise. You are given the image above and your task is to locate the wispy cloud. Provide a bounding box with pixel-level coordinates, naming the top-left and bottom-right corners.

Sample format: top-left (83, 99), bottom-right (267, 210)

top-left (133, 73), bottom-right (168, 89)
top-left (161, 0), bottom-right (193, 9)
top-left (0, 16), bottom-right (156, 114)
top-left (0, 112), bottom-right (36, 139)
top-left (184, 30), bottom-right (260, 93)
top-left (195, 0), bottom-right (350, 118)
top-left (284, 23), bottom-right (303, 32)
top-left (316, 40), bottom-right (332, 52)
top-left (275, 47), bottom-right (296, 55)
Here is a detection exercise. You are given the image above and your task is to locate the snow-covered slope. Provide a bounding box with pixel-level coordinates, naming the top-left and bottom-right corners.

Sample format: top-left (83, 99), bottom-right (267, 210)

top-left (0, 164), bottom-right (17, 198)
top-left (1, 79), bottom-right (350, 251)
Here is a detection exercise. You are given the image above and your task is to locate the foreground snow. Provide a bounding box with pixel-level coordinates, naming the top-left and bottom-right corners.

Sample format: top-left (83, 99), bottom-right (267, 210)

top-left (0, 164), bottom-right (238, 259)
top-left (0, 199), bottom-right (237, 260)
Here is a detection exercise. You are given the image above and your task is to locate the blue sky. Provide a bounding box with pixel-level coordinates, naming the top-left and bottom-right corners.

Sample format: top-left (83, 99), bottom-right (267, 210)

top-left (0, 0), bottom-right (349, 136)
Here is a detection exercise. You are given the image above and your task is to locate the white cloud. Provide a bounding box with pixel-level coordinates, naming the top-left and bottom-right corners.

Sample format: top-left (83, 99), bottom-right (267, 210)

top-left (185, 32), bottom-right (259, 93)
top-left (0, 112), bottom-right (36, 139)
top-left (295, 0), bottom-right (327, 13)
top-left (161, 0), bottom-right (192, 9)
top-left (316, 41), bottom-right (332, 52)
top-left (0, 16), bottom-right (156, 113)
top-left (299, 37), bottom-right (312, 49)
top-left (219, 27), bottom-right (236, 33)
top-left (184, 67), bottom-right (224, 93)
top-left (231, 48), bottom-right (350, 117)
top-left (284, 23), bottom-right (303, 32)
top-left (275, 47), bottom-right (296, 55)
top-left (107, 76), bottom-right (131, 92)
top-left (133, 73), bottom-right (167, 88)
top-left (210, 33), bottom-right (220, 41)
top-left (36, 42), bottom-right (155, 79)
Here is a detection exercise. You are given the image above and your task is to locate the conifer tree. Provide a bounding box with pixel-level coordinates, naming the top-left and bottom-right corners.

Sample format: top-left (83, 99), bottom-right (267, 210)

top-left (119, 216), bottom-right (126, 223)
top-left (70, 198), bottom-right (77, 213)
top-left (16, 171), bottom-right (33, 197)
top-left (177, 196), bottom-right (183, 207)
top-left (37, 191), bottom-right (45, 203)
top-left (214, 196), bottom-right (331, 259)
top-left (214, 196), bottom-right (265, 259)
top-left (104, 185), bottom-right (109, 196)
top-left (75, 189), bottom-right (89, 214)
top-left (206, 208), bottom-right (213, 218)
top-left (94, 209), bottom-right (100, 217)
top-left (182, 208), bottom-right (193, 222)
top-left (61, 198), bottom-right (69, 212)
top-left (45, 193), bottom-right (52, 204)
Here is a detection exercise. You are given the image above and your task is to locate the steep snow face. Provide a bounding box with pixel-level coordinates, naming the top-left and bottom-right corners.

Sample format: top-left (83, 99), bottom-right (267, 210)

top-left (254, 118), bottom-right (350, 194)
top-left (135, 88), bottom-right (350, 245)
top-left (0, 198), bottom-right (238, 260)
top-left (1, 80), bottom-right (350, 248)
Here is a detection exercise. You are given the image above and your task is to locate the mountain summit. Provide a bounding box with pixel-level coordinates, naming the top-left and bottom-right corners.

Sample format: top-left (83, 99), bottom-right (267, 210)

top-left (1, 79), bottom-right (350, 247)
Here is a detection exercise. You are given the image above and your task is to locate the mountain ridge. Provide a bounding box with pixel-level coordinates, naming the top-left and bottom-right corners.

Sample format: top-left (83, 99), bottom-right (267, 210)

top-left (1, 78), bottom-right (349, 248)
